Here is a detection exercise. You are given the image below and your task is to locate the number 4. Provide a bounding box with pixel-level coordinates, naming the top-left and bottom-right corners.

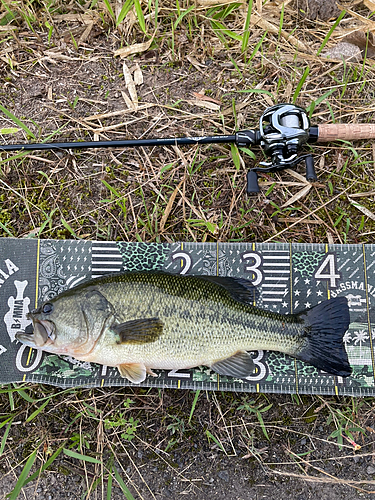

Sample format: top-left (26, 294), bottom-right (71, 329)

top-left (314, 253), bottom-right (341, 288)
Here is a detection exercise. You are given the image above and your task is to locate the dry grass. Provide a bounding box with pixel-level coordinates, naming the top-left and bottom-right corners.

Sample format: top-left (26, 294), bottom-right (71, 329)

top-left (1, 0), bottom-right (375, 497)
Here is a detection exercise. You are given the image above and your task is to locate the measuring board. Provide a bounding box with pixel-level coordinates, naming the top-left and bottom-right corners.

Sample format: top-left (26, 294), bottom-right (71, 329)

top-left (0, 239), bottom-right (374, 396)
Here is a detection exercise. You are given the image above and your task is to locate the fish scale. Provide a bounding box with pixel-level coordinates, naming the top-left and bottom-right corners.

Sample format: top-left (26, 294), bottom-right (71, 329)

top-left (17, 271), bottom-right (352, 384)
top-left (93, 279), bottom-right (302, 359)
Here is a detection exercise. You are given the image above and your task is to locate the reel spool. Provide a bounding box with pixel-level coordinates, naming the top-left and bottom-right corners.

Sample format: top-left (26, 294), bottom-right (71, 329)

top-left (247, 104), bottom-right (317, 194)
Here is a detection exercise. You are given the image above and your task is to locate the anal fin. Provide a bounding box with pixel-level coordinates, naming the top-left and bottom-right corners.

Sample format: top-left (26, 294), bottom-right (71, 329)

top-left (211, 351), bottom-right (255, 378)
top-left (117, 363), bottom-right (146, 383)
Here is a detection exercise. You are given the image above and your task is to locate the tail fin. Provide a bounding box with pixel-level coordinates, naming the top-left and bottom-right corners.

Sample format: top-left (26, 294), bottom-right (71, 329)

top-left (295, 297), bottom-right (352, 377)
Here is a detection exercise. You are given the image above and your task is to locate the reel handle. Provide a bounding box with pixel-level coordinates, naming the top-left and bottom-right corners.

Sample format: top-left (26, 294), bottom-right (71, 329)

top-left (305, 155), bottom-right (317, 181)
top-left (247, 155), bottom-right (317, 195)
top-left (247, 170), bottom-right (260, 194)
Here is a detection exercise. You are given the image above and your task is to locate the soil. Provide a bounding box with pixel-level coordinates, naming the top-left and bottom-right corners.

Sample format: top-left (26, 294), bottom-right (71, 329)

top-left (297, 0), bottom-right (340, 21)
top-left (1, 391), bottom-right (375, 500)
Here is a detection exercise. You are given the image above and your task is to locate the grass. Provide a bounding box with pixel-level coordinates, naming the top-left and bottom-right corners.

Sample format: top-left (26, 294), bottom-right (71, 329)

top-left (1, 0), bottom-right (375, 497)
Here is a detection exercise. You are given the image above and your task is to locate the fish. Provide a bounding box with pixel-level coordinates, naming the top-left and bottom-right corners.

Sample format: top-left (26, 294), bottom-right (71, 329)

top-left (16, 271), bottom-right (352, 383)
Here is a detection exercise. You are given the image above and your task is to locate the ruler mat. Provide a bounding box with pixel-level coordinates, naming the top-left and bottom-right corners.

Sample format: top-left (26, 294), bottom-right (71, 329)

top-left (0, 239), bottom-right (374, 396)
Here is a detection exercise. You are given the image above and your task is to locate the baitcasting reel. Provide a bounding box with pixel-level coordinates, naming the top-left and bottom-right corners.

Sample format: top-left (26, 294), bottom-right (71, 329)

top-left (245, 103), bottom-right (317, 194)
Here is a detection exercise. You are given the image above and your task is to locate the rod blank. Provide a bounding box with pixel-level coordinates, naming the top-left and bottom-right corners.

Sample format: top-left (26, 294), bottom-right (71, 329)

top-left (0, 135), bottom-right (236, 152)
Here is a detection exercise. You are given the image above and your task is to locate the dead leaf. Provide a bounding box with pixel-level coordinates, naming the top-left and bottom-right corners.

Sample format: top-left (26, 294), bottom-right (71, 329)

top-left (327, 231), bottom-right (334, 245)
top-left (337, 3), bottom-right (375, 31)
top-left (187, 55), bottom-right (205, 68)
top-left (350, 190), bottom-right (375, 198)
top-left (281, 184), bottom-right (312, 208)
top-left (196, 0), bottom-right (233, 5)
top-left (364, 0), bottom-right (375, 10)
top-left (123, 61), bottom-right (138, 110)
top-left (284, 169), bottom-right (310, 184)
top-left (322, 42), bottom-right (362, 62)
top-left (187, 100), bottom-right (220, 111)
top-left (160, 180), bottom-right (184, 232)
top-left (0, 26), bottom-right (18, 31)
top-left (186, 54), bottom-right (205, 73)
top-left (250, 12), bottom-right (308, 52)
top-left (348, 198), bottom-right (375, 221)
top-left (44, 51), bottom-right (81, 62)
top-left (343, 30), bottom-right (375, 59)
top-left (85, 103), bottom-right (154, 121)
top-left (133, 63), bottom-right (143, 85)
top-left (192, 92), bottom-right (221, 105)
top-left (114, 31), bottom-right (156, 58)
top-left (54, 13), bottom-right (97, 24)
top-left (121, 90), bottom-right (136, 111)
top-left (78, 21), bottom-right (94, 45)
top-left (336, 152), bottom-right (345, 173)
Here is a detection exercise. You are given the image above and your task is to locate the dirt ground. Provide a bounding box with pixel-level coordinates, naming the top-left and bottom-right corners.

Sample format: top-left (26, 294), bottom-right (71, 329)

top-left (1, 0), bottom-right (375, 498)
top-left (1, 390), bottom-right (375, 500)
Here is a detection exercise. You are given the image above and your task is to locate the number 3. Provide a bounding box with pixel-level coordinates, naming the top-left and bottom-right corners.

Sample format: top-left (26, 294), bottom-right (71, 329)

top-left (242, 252), bottom-right (263, 286)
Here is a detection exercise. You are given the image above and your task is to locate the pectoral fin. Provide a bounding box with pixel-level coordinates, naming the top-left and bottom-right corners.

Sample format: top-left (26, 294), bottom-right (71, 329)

top-left (112, 318), bottom-right (163, 344)
top-left (211, 351), bottom-right (255, 378)
top-left (117, 363), bottom-right (146, 383)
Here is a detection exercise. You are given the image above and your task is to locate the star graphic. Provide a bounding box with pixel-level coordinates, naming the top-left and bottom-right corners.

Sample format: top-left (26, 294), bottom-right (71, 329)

top-left (304, 278), bottom-right (310, 284)
top-left (294, 290), bottom-right (300, 296)
top-left (282, 301), bottom-right (288, 308)
top-left (316, 290), bottom-right (323, 296)
top-left (304, 302), bottom-right (311, 308)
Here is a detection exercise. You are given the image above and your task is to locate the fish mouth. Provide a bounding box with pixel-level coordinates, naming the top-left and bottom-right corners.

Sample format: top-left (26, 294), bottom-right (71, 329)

top-left (16, 320), bottom-right (56, 347)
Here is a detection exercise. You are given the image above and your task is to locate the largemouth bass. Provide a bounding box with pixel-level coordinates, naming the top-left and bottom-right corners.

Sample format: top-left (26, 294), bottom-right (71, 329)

top-left (16, 271), bottom-right (352, 383)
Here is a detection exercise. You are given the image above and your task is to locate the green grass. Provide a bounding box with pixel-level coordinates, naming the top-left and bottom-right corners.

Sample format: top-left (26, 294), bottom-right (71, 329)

top-left (1, 0), bottom-right (375, 496)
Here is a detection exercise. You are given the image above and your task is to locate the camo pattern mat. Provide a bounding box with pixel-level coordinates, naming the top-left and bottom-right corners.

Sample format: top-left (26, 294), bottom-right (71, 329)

top-left (1, 239), bottom-right (374, 396)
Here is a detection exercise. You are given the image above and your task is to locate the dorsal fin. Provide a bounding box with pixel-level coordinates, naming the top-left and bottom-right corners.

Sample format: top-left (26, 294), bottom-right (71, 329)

top-left (198, 275), bottom-right (259, 305)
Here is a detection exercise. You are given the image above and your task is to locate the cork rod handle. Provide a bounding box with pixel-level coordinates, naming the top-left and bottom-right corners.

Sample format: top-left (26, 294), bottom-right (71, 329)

top-left (317, 123), bottom-right (375, 142)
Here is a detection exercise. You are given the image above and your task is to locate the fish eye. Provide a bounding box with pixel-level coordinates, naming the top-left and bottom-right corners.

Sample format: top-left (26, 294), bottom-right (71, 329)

top-left (42, 303), bottom-right (53, 314)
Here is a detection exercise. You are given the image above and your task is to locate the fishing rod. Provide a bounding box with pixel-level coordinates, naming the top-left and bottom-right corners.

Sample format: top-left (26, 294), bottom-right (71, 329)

top-left (1, 103), bottom-right (375, 193)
